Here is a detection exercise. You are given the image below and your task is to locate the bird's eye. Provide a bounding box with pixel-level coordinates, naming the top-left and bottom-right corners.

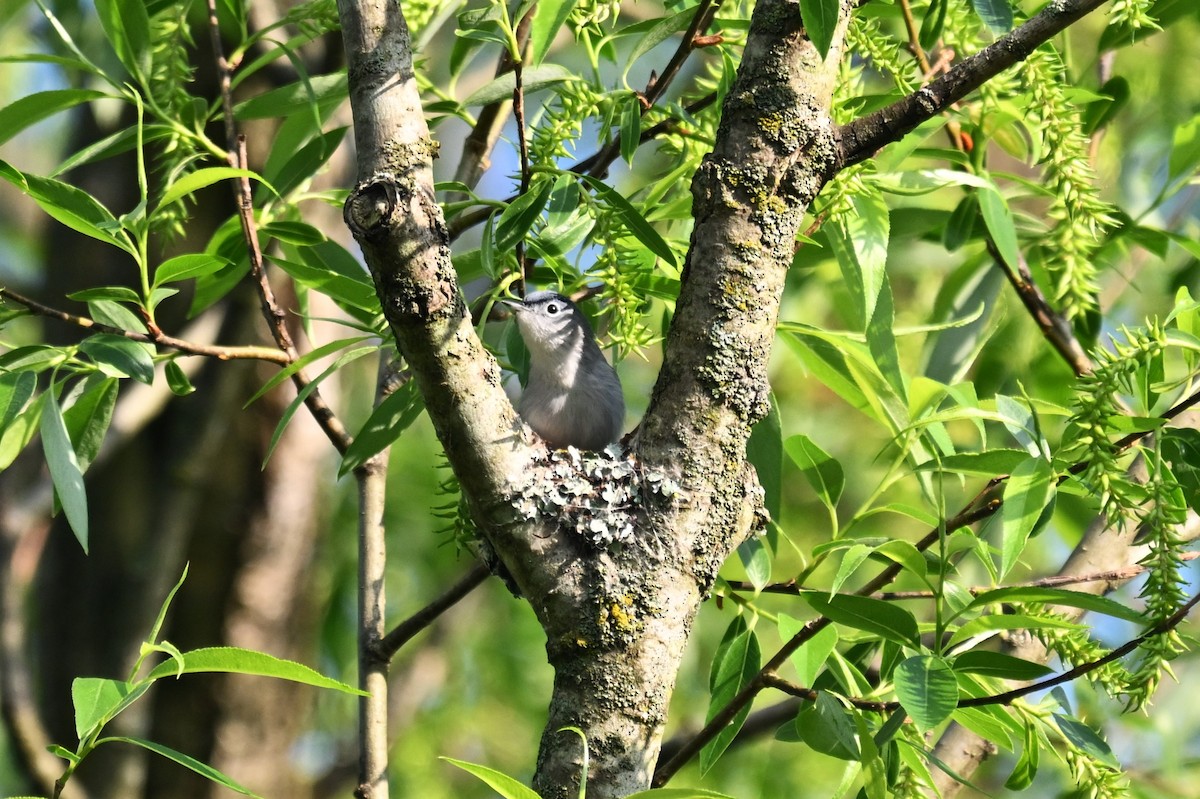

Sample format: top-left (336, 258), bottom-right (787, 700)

top-left (546, 303), bottom-right (559, 314)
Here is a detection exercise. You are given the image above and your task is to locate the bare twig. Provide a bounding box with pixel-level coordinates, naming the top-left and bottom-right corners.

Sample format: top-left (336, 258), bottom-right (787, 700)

top-left (0, 287), bottom-right (290, 364)
top-left (373, 562), bottom-right (491, 662)
top-left (355, 452), bottom-right (390, 799)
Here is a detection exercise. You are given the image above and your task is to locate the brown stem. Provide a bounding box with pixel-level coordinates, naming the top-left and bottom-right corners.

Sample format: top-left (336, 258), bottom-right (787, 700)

top-left (372, 562), bottom-right (490, 662)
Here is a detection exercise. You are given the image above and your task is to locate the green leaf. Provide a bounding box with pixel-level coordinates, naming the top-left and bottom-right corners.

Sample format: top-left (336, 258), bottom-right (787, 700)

top-left (104, 736), bottom-right (260, 797)
top-left (1162, 428), bottom-right (1200, 513)
top-left (894, 655), bottom-right (958, 731)
top-left (528, 0), bottom-right (578, 66)
top-left (701, 616), bottom-right (761, 774)
top-left (1169, 113), bottom-right (1200, 185)
top-left (735, 536), bottom-right (771, 592)
top-left (1053, 714), bottom-right (1117, 766)
top-left (339, 380), bottom-right (425, 476)
top-left (495, 176), bottom-right (554, 252)
top-left (79, 334), bottom-right (155, 384)
top-left (277, 241), bottom-right (381, 320)
top-left (830, 544), bottom-right (872, 595)
top-left (918, 0), bottom-right (948, 51)
top-left (803, 593), bottom-right (919, 646)
top-left (578, 175), bottom-right (677, 266)
top-left (916, 449), bottom-right (1031, 476)
top-left (66, 286), bottom-right (142, 305)
top-left (953, 651), bottom-right (1054, 681)
top-left (619, 93), bottom-right (642, 165)
top-left (0, 393), bottom-right (44, 472)
top-left (1005, 721), bottom-right (1040, 790)
top-left (966, 586), bottom-right (1147, 624)
top-left (969, 0), bottom-right (1014, 32)
top-left (441, 757), bottom-right (542, 799)
top-left (153, 254), bottom-right (233, 287)
top-left (799, 0), bottom-right (840, 59)
top-left (148, 564), bottom-right (189, 646)
top-left (784, 434), bottom-right (844, 511)
top-left (62, 377), bottom-right (118, 472)
top-left (795, 692), bottom-right (860, 760)
top-left (0, 160), bottom-right (134, 255)
top-left (464, 64), bottom-right (578, 106)
top-left (997, 456), bottom-right (1055, 577)
top-left (41, 389), bottom-right (88, 553)
top-left (158, 167), bottom-right (275, 210)
top-left (164, 360), bottom-right (196, 396)
top-left (947, 613), bottom-right (1085, 647)
top-left (94, 0), bottom-right (151, 80)
top-left (622, 11), bottom-right (693, 80)
top-left (145, 647), bottom-right (366, 695)
top-left (0, 89), bottom-right (108, 146)
top-left (747, 395), bottom-right (783, 520)
top-left (234, 73), bottom-right (347, 120)
top-left (72, 677), bottom-right (138, 740)
top-left (779, 614), bottom-right (838, 687)
top-left (624, 790), bottom-right (736, 799)
top-left (979, 188), bottom-right (1020, 270)
top-left (0, 371), bottom-right (36, 430)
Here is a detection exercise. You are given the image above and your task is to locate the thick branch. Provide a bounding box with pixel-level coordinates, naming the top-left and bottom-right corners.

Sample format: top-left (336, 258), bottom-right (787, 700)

top-left (836, 0), bottom-right (1109, 168)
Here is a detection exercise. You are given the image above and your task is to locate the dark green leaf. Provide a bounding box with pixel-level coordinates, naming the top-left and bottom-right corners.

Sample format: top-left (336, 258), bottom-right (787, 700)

top-left (1169, 113), bottom-right (1200, 185)
top-left (894, 656), bottom-right (957, 731)
top-left (464, 64), bottom-right (578, 106)
top-left (799, 0), bottom-right (840, 59)
top-left (1005, 721), bottom-right (1040, 790)
top-left (0, 393), bottom-right (44, 471)
top-left (0, 371), bottom-right (36, 430)
top-left (0, 89), bottom-right (108, 146)
top-left (94, 0), bottom-right (151, 80)
top-left (796, 692), bottom-right (860, 760)
top-left (260, 221), bottom-right (326, 247)
top-left (969, 0), bottom-right (1014, 32)
top-left (41, 389), bottom-right (88, 552)
top-left (495, 176), bottom-right (554, 252)
top-left (918, 0), bottom-right (948, 51)
top-left (164, 360), bottom-right (195, 396)
top-left (622, 10), bottom-right (693, 79)
top-left (953, 651), bottom-right (1053, 681)
top-left (273, 247), bottom-right (379, 321)
top-left (736, 536), bottom-right (771, 592)
top-left (1163, 428), bottom-right (1200, 513)
top-left (103, 736), bottom-right (260, 797)
top-left (916, 449), bottom-right (1031, 476)
top-left (67, 286), bottom-right (142, 305)
top-left (62, 377), bottom-right (118, 472)
top-left (0, 160), bottom-right (133, 254)
top-left (1083, 76), bottom-right (1130, 135)
top-left (620, 93), bottom-right (641, 165)
top-left (701, 616), bottom-right (761, 773)
top-left (802, 593), bottom-right (919, 647)
top-left (79, 334), bottom-right (155, 384)
top-left (0, 345), bottom-right (67, 373)
top-left (339, 381), bottom-right (425, 476)
top-left (1053, 714), bottom-right (1117, 766)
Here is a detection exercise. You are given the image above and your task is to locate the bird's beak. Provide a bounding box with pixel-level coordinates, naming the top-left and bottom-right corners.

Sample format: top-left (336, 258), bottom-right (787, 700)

top-left (499, 298), bottom-right (523, 312)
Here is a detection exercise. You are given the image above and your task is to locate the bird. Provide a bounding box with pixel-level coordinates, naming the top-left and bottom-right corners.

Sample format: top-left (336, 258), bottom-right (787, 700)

top-left (502, 290), bottom-right (625, 451)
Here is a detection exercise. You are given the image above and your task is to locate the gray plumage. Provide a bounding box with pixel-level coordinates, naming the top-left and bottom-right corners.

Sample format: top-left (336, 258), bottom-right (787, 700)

top-left (504, 291), bottom-right (625, 451)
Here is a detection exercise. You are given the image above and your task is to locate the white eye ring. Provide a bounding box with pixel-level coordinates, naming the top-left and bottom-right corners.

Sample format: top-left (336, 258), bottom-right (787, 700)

top-left (546, 303), bottom-right (559, 314)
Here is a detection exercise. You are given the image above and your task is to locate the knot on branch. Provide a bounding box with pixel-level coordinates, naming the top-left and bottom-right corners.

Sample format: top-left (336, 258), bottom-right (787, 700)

top-left (343, 176), bottom-right (402, 239)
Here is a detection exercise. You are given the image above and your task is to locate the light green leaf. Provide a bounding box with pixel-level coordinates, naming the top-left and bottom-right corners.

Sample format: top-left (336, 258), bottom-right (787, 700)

top-left (966, 586), bottom-right (1146, 624)
top-left (103, 736), bottom-right (260, 797)
top-left (164, 360), bottom-right (195, 396)
top-left (0, 89), bottom-right (108, 146)
top-left (624, 790), bottom-right (736, 799)
top-left (1169, 113), bottom-right (1200, 184)
top-left (979, 187), bottom-right (1020, 270)
top-left (622, 11), bottom-right (693, 80)
top-left (779, 614), bottom-right (838, 687)
top-left (94, 0), bottom-right (151, 80)
top-left (158, 167), bottom-right (276, 209)
top-left (997, 456), bottom-right (1055, 577)
top-left (145, 647), bottom-right (366, 695)
top-left (528, 0), bottom-right (578, 66)
top-left (1053, 714), bottom-right (1118, 766)
top-left (0, 160), bottom-right (134, 255)
top-left (41, 388), bottom-right (88, 553)
top-left (578, 175), bottom-right (677, 266)
top-left (0, 371), bottom-right (36, 430)
top-left (735, 536), bottom-right (771, 592)
top-left (916, 449), bottom-right (1031, 476)
top-left (701, 616), bottom-right (760, 774)
top-left (72, 677), bottom-right (138, 740)
top-left (338, 380), bottom-right (425, 476)
top-left (153, 254), bottom-right (233, 287)
top-left (894, 655), bottom-right (957, 731)
top-left (441, 757), bottom-right (543, 799)
top-left (784, 434), bottom-right (844, 510)
top-left (234, 73), bottom-right (347, 120)
top-left (948, 613), bottom-right (1084, 647)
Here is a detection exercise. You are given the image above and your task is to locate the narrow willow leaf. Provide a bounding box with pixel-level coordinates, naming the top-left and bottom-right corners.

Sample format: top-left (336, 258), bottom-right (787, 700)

top-left (799, 0), bottom-right (840, 59)
top-left (145, 647), bottom-right (366, 695)
top-left (441, 757), bottom-right (542, 799)
top-left (953, 651), bottom-right (1054, 681)
top-left (779, 613), bottom-right (838, 687)
top-left (796, 692), bottom-right (860, 760)
top-left (803, 592), bottom-right (919, 647)
top-left (830, 544), bottom-right (872, 595)
top-left (464, 64), bottom-right (578, 106)
top-left (0, 160), bottom-right (134, 255)
top-left (624, 789), bottom-right (737, 799)
top-left (234, 73), bottom-right (347, 120)
top-left (528, 0), bottom-right (578, 66)
top-left (620, 93), bottom-right (641, 165)
top-left (746, 395), bottom-right (783, 520)
top-left (970, 0), bottom-right (1014, 32)
top-left (1052, 714), bottom-right (1118, 766)
top-left (578, 175), bottom-right (676, 266)
top-left (0, 371), bottom-right (36, 430)
top-left (894, 655), bottom-right (957, 731)
top-left (153, 253), bottom-right (233, 287)
top-left (495, 176), bottom-right (554, 251)
top-left (947, 613), bottom-right (1085, 647)
top-left (0, 89), bottom-right (108, 146)
top-left (701, 616), bottom-right (761, 773)
top-left (41, 389), bottom-right (88, 552)
top-left (784, 434), bottom-right (844, 510)
top-left (62, 376), bottom-right (117, 471)
top-left (0, 393), bottom-right (44, 471)
top-left (736, 536), bottom-right (771, 592)
top-left (918, 0), bottom-right (948, 51)
top-left (164, 360), bottom-right (195, 396)
top-left (967, 586), bottom-right (1146, 624)
top-left (1005, 721), bottom-right (1040, 790)
top-left (94, 0), bottom-right (151, 80)
top-left (622, 10), bottom-right (692, 80)
top-left (997, 456), bottom-right (1055, 577)
top-left (104, 736), bottom-right (260, 797)
top-left (158, 167), bottom-right (275, 209)
top-left (338, 380), bottom-right (425, 476)
top-left (979, 187), bottom-right (1020, 270)
top-left (915, 449), bottom-right (1031, 476)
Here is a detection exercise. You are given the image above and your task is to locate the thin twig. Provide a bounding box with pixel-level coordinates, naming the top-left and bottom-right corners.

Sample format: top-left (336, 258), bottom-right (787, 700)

top-left (0, 288), bottom-right (290, 364)
top-left (512, 52), bottom-right (530, 294)
top-left (372, 562), bottom-right (491, 662)
top-left (205, 0), bottom-right (352, 454)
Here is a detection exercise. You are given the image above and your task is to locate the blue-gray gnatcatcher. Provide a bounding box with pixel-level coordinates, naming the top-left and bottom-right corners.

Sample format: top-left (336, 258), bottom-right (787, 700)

top-left (503, 291), bottom-right (624, 451)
